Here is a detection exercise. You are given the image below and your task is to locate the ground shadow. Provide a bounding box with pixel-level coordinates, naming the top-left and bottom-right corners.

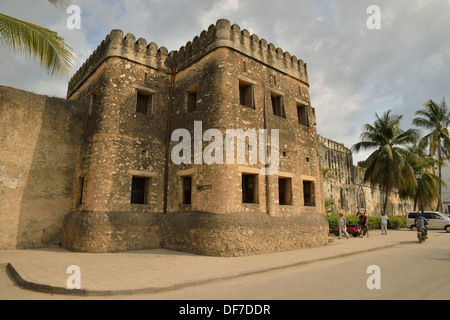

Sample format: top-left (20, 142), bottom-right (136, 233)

top-left (15, 91), bottom-right (83, 249)
top-left (398, 240), bottom-right (422, 245)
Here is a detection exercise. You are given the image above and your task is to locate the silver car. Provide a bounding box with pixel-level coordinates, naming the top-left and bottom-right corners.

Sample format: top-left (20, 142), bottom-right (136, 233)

top-left (406, 211), bottom-right (450, 232)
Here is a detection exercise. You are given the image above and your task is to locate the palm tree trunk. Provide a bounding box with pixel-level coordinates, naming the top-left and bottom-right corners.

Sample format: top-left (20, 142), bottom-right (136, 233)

top-left (383, 186), bottom-right (390, 215)
top-left (414, 192), bottom-right (418, 211)
top-left (436, 145), bottom-right (444, 212)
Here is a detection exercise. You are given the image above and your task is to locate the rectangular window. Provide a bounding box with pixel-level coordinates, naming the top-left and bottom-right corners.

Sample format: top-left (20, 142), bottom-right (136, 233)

top-left (131, 177), bottom-right (150, 204)
top-left (271, 93), bottom-right (285, 118)
top-left (136, 91), bottom-right (153, 116)
top-left (182, 176), bottom-right (192, 205)
top-left (242, 174), bottom-right (258, 204)
top-left (303, 181), bottom-right (315, 206)
top-left (407, 212), bottom-right (418, 219)
top-left (187, 89), bottom-right (197, 113)
top-left (239, 80), bottom-right (254, 108)
top-left (77, 177), bottom-right (84, 205)
top-left (279, 177), bottom-right (293, 205)
top-left (297, 104), bottom-right (309, 126)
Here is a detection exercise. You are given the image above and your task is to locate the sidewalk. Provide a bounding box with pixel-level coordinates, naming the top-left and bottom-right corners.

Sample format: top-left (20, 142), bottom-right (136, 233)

top-left (0, 230), bottom-right (415, 297)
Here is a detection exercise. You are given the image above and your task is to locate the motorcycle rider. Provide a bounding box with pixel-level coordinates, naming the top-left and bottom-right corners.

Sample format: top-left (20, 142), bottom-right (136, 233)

top-left (414, 213), bottom-right (428, 238)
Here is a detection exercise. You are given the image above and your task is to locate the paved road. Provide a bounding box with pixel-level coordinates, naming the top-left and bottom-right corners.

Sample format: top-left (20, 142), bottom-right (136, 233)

top-left (135, 230), bottom-right (450, 300)
top-left (1, 230), bottom-right (449, 300)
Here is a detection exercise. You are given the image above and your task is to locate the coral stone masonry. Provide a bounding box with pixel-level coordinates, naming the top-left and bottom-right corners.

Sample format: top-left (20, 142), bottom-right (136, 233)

top-left (1, 19), bottom-right (330, 256)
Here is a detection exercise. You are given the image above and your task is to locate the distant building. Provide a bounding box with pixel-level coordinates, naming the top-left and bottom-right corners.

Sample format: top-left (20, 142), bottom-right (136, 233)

top-left (318, 136), bottom-right (414, 217)
top-left (440, 162), bottom-right (450, 214)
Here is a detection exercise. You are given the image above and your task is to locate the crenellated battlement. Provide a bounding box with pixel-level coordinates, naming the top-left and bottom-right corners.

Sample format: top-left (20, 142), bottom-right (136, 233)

top-left (167, 19), bottom-right (308, 84)
top-left (67, 30), bottom-right (170, 98)
top-left (318, 135), bottom-right (352, 155)
top-left (67, 19), bottom-right (309, 98)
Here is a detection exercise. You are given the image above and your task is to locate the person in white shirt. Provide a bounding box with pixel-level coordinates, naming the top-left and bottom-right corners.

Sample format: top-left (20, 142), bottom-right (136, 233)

top-left (339, 213), bottom-right (350, 239)
top-left (380, 213), bottom-right (389, 235)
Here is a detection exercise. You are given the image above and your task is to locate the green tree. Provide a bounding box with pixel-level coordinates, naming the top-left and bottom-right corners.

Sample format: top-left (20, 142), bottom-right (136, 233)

top-left (324, 198), bottom-right (335, 214)
top-left (352, 110), bottom-right (423, 215)
top-left (399, 144), bottom-right (444, 211)
top-left (0, 0), bottom-right (75, 76)
top-left (412, 98), bottom-right (450, 212)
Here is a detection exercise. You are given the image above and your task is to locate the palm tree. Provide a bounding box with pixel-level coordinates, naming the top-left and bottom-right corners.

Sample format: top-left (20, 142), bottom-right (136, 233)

top-left (0, 0), bottom-right (75, 76)
top-left (412, 98), bottom-right (450, 212)
top-left (399, 144), bottom-right (444, 211)
top-left (352, 110), bottom-right (423, 216)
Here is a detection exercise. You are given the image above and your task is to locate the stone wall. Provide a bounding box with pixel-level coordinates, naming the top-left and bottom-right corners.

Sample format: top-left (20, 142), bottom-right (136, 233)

top-left (160, 211), bottom-right (328, 257)
top-left (166, 45), bottom-right (323, 216)
top-left (167, 19), bottom-right (308, 83)
top-left (318, 135), bottom-right (414, 217)
top-left (62, 211), bottom-right (161, 253)
top-left (62, 211), bottom-right (328, 256)
top-left (1, 19), bottom-right (330, 255)
top-left (0, 86), bottom-right (83, 249)
top-left (61, 19), bottom-right (329, 254)
top-left (68, 56), bottom-right (169, 214)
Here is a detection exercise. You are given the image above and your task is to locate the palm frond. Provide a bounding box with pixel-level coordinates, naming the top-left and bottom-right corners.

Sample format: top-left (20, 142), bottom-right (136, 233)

top-left (395, 128), bottom-right (420, 146)
top-left (0, 12), bottom-right (75, 76)
top-left (412, 117), bottom-right (434, 130)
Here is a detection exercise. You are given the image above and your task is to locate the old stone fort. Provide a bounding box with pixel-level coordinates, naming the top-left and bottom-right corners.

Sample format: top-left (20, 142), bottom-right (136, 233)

top-left (0, 19), bottom-right (412, 256)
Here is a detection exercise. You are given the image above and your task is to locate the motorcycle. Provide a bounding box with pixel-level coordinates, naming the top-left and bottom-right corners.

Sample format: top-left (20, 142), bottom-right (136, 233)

top-left (334, 220), bottom-right (362, 237)
top-left (417, 228), bottom-right (427, 243)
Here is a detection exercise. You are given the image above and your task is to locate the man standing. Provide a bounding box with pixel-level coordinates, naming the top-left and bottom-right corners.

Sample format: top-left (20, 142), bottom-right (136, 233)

top-left (339, 213), bottom-right (350, 239)
top-left (380, 213), bottom-right (389, 235)
top-left (358, 210), bottom-right (369, 238)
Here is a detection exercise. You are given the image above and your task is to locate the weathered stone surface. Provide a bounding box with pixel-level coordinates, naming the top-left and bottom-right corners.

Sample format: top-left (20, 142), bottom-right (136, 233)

top-left (62, 211), bottom-right (161, 252)
top-left (160, 211), bottom-right (328, 257)
top-left (318, 135), bottom-right (414, 216)
top-left (62, 211), bottom-right (328, 256)
top-left (1, 19), bottom-right (330, 255)
top-left (0, 86), bottom-right (83, 249)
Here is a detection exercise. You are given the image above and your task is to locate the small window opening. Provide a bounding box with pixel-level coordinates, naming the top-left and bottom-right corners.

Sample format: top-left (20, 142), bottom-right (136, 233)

top-left (303, 181), bottom-right (315, 207)
top-left (136, 91), bottom-right (153, 116)
top-left (131, 177), bottom-right (150, 204)
top-left (279, 177), bottom-right (293, 205)
top-left (239, 80), bottom-right (254, 109)
top-left (77, 177), bottom-right (84, 205)
top-left (297, 104), bottom-right (309, 126)
top-left (187, 88), bottom-right (197, 113)
top-left (271, 93), bottom-right (285, 118)
top-left (242, 174), bottom-right (258, 203)
top-left (182, 176), bottom-right (192, 205)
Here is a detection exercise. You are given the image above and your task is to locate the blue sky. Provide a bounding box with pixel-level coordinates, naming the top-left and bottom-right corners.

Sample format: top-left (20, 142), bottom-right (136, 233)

top-left (1, 0), bottom-right (449, 164)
